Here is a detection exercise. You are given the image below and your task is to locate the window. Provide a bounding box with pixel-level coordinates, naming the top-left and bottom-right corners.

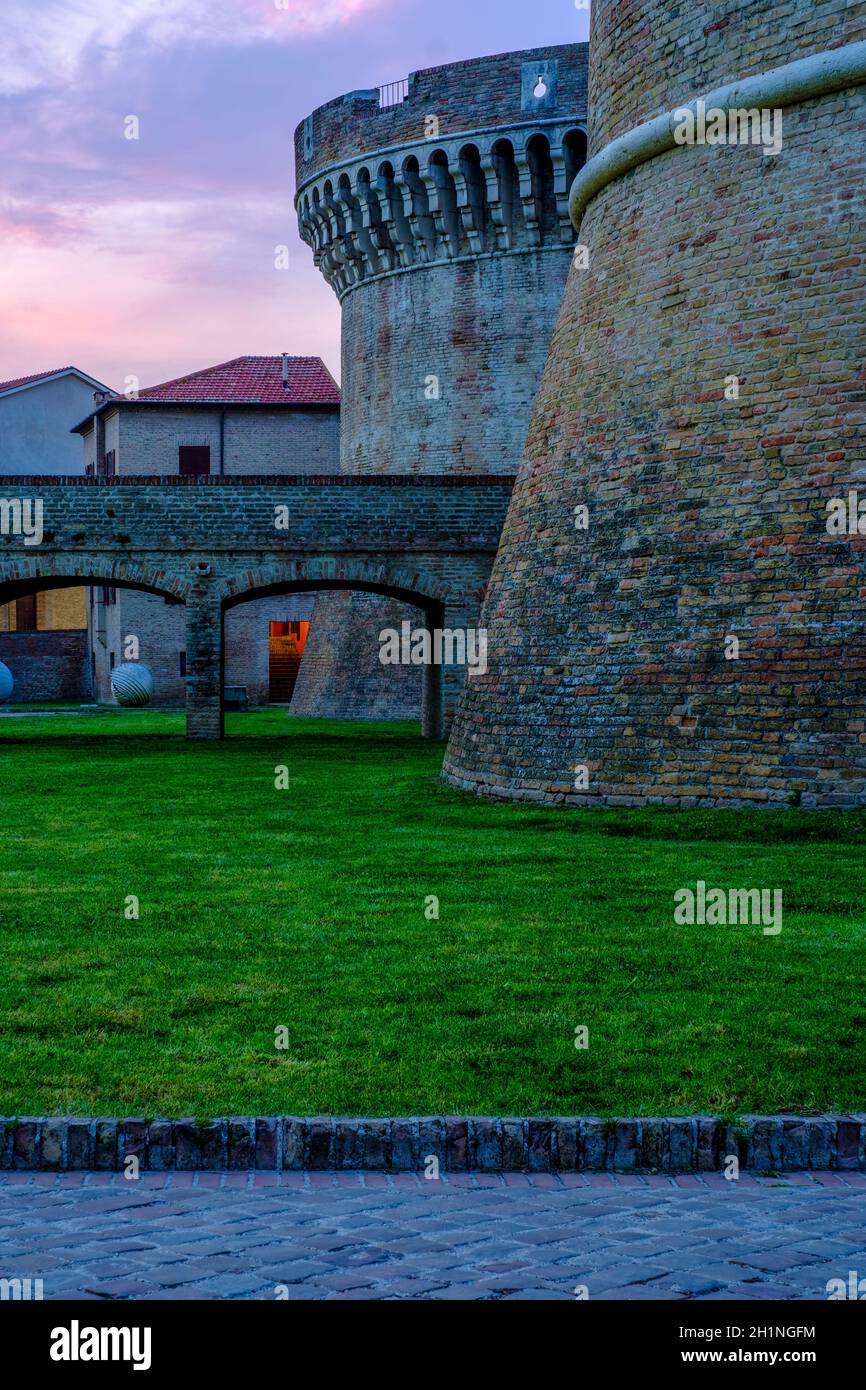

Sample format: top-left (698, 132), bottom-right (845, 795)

top-left (179, 651), bottom-right (187, 677)
top-left (103, 449), bottom-right (117, 477)
top-left (101, 586), bottom-right (117, 606)
top-left (179, 445), bottom-right (211, 476)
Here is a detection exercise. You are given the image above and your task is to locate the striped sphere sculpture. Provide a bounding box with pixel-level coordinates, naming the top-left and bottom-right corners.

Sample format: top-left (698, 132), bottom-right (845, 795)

top-left (0, 661), bottom-right (13, 702)
top-left (111, 663), bottom-right (154, 708)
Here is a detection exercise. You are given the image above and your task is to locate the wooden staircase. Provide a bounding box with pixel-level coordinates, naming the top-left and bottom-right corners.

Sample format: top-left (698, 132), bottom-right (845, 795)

top-left (268, 621), bottom-right (309, 704)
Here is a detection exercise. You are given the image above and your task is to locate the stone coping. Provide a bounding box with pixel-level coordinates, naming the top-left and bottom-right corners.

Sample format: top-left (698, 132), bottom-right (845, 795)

top-left (0, 473), bottom-right (517, 488)
top-left (1, 1115), bottom-right (863, 1174)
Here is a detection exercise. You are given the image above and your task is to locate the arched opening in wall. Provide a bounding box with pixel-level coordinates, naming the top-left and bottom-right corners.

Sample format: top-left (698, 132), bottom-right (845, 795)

top-left (563, 128), bottom-right (588, 192)
top-left (0, 576), bottom-right (187, 723)
top-left (491, 138), bottom-right (523, 246)
top-left (222, 580), bottom-right (449, 740)
top-left (222, 589), bottom-right (317, 709)
top-left (526, 134), bottom-right (558, 243)
top-left (458, 143), bottom-right (491, 251)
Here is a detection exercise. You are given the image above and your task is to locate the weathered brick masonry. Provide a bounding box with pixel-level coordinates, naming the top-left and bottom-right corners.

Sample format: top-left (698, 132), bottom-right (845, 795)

top-left (444, 0), bottom-right (866, 808)
top-left (0, 630), bottom-right (89, 702)
top-left (291, 45), bottom-right (588, 723)
top-left (0, 475), bottom-right (513, 738)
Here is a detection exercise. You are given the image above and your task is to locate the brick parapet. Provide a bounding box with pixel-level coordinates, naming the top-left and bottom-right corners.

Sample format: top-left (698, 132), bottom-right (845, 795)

top-left (294, 45), bottom-right (587, 180)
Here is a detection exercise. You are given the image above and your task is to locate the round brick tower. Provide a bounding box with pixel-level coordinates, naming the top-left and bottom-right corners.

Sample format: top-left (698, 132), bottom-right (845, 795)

top-left (291, 44), bottom-right (588, 722)
top-left (443, 0), bottom-right (866, 807)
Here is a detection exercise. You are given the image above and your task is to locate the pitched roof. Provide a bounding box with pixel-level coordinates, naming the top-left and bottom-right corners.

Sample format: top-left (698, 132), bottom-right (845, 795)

top-left (136, 356), bottom-right (340, 406)
top-left (0, 366), bottom-right (109, 399)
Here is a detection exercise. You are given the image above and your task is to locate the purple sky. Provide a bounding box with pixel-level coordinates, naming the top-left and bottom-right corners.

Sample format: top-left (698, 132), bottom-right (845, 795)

top-left (0, 0), bottom-right (590, 391)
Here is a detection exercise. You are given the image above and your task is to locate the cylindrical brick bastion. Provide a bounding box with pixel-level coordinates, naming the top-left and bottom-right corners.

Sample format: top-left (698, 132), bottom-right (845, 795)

top-left (291, 45), bottom-right (588, 722)
top-left (443, 0), bottom-right (866, 808)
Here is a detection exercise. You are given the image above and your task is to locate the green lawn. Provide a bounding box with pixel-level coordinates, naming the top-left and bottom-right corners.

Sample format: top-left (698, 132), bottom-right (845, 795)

top-left (0, 708), bottom-right (864, 1119)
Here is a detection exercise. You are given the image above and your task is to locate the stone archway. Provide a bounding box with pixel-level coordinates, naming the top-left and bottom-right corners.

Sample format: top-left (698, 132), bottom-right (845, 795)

top-left (220, 561), bottom-right (449, 739)
top-left (0, 560), bottom-right (192, 711)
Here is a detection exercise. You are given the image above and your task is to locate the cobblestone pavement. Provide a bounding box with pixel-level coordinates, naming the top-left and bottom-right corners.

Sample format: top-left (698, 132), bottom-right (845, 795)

top-left (0, 1170), bottom-right (864, 1301)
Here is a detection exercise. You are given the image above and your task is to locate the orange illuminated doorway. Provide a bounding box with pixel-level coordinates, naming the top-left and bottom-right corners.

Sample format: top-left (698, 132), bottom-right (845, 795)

top-left (268, 620), bottom-right (309, 703)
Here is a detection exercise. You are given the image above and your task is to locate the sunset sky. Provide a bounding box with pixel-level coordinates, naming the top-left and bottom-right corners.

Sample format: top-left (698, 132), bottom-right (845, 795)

top-left (0, 0), bottom-right (590, 392)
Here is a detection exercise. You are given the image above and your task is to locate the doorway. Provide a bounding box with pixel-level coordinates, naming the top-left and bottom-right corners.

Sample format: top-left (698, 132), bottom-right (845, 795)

top-left (268, 620), bottom-right (309, 703)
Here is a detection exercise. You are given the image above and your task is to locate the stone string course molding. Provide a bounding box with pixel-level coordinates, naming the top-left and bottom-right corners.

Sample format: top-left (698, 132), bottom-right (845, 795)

top-left (2, 1115), bottom-right (864, 1174)
top-left (569, 39), bottom-right (866, 228)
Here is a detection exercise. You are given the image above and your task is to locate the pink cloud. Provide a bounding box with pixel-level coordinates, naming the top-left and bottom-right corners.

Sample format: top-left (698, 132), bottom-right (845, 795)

top-left (2, 0), bottom-right (391, 95)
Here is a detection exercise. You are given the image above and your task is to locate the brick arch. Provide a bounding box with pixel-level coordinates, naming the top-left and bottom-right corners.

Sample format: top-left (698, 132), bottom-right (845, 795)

top-left (219, 558), bottom-right (449, 613)
top-left (0, 555), bottom-right (190, 605)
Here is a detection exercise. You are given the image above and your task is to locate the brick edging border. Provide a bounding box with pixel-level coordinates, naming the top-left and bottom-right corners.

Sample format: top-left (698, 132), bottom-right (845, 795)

top-left (2, 1115), bottom-right (864, 1174)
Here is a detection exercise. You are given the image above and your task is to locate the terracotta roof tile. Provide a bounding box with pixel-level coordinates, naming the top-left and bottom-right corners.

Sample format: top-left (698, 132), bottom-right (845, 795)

top-left (0, 367), bottom-right (76, 394)
top-left (135, 355), bottom-right (340, 406)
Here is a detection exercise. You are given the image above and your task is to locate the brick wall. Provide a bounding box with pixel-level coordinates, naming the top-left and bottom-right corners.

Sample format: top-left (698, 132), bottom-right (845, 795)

top-left (39, 587), bottom-right (87, 630)
top-left (443, 0), bottom-right (866, 808)
top-left (290, 592), bottom-right (422, 720)
top-left (111, 407), bottom-right (339, 476)
top-left (0, 475), bottom-right (511, 559)
top-left (340, 252), bottom-right (566, 475)
top-left (589, 0), bottom-right (866, 154)
top-left (0, 630), bottom-right (89, 702)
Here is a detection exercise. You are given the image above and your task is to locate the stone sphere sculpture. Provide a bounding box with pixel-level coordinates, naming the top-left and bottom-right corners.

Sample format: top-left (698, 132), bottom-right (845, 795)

top-left (111, 663), bottom-right (154, 708)
top-left (0, 661), bottom-right (13, 702)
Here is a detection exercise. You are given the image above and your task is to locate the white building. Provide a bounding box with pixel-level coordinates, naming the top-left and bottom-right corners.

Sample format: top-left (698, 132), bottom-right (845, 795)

top-left (0, 366), bottom-right (110, 474)
top-left (0, 366), bottom-right (111, 700)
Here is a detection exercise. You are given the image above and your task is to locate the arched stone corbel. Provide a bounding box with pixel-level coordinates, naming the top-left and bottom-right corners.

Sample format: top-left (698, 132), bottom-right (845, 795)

top-left (377, 169), bottom-right (416, 268)
top-left (397, 164), bottom-right (437, 264)
top-left (515, 148), bottom-right (542, 248)
top-left (480, 151), bottom-right (512, 251)
top-left (332, 181), bottom-right (372, 283)
top-left (451, 165), bottom-right (485, 255)
top-left (423, 157), bottom-right (462, 260)
top-left (356, 178), bottom-right (395, 271)
top-left (549, 147), bottom-right (576, 245)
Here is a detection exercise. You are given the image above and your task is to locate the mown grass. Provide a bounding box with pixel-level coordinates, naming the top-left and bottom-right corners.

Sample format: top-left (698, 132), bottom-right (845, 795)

top-left (0, 708), bottom-right (864, 1118)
